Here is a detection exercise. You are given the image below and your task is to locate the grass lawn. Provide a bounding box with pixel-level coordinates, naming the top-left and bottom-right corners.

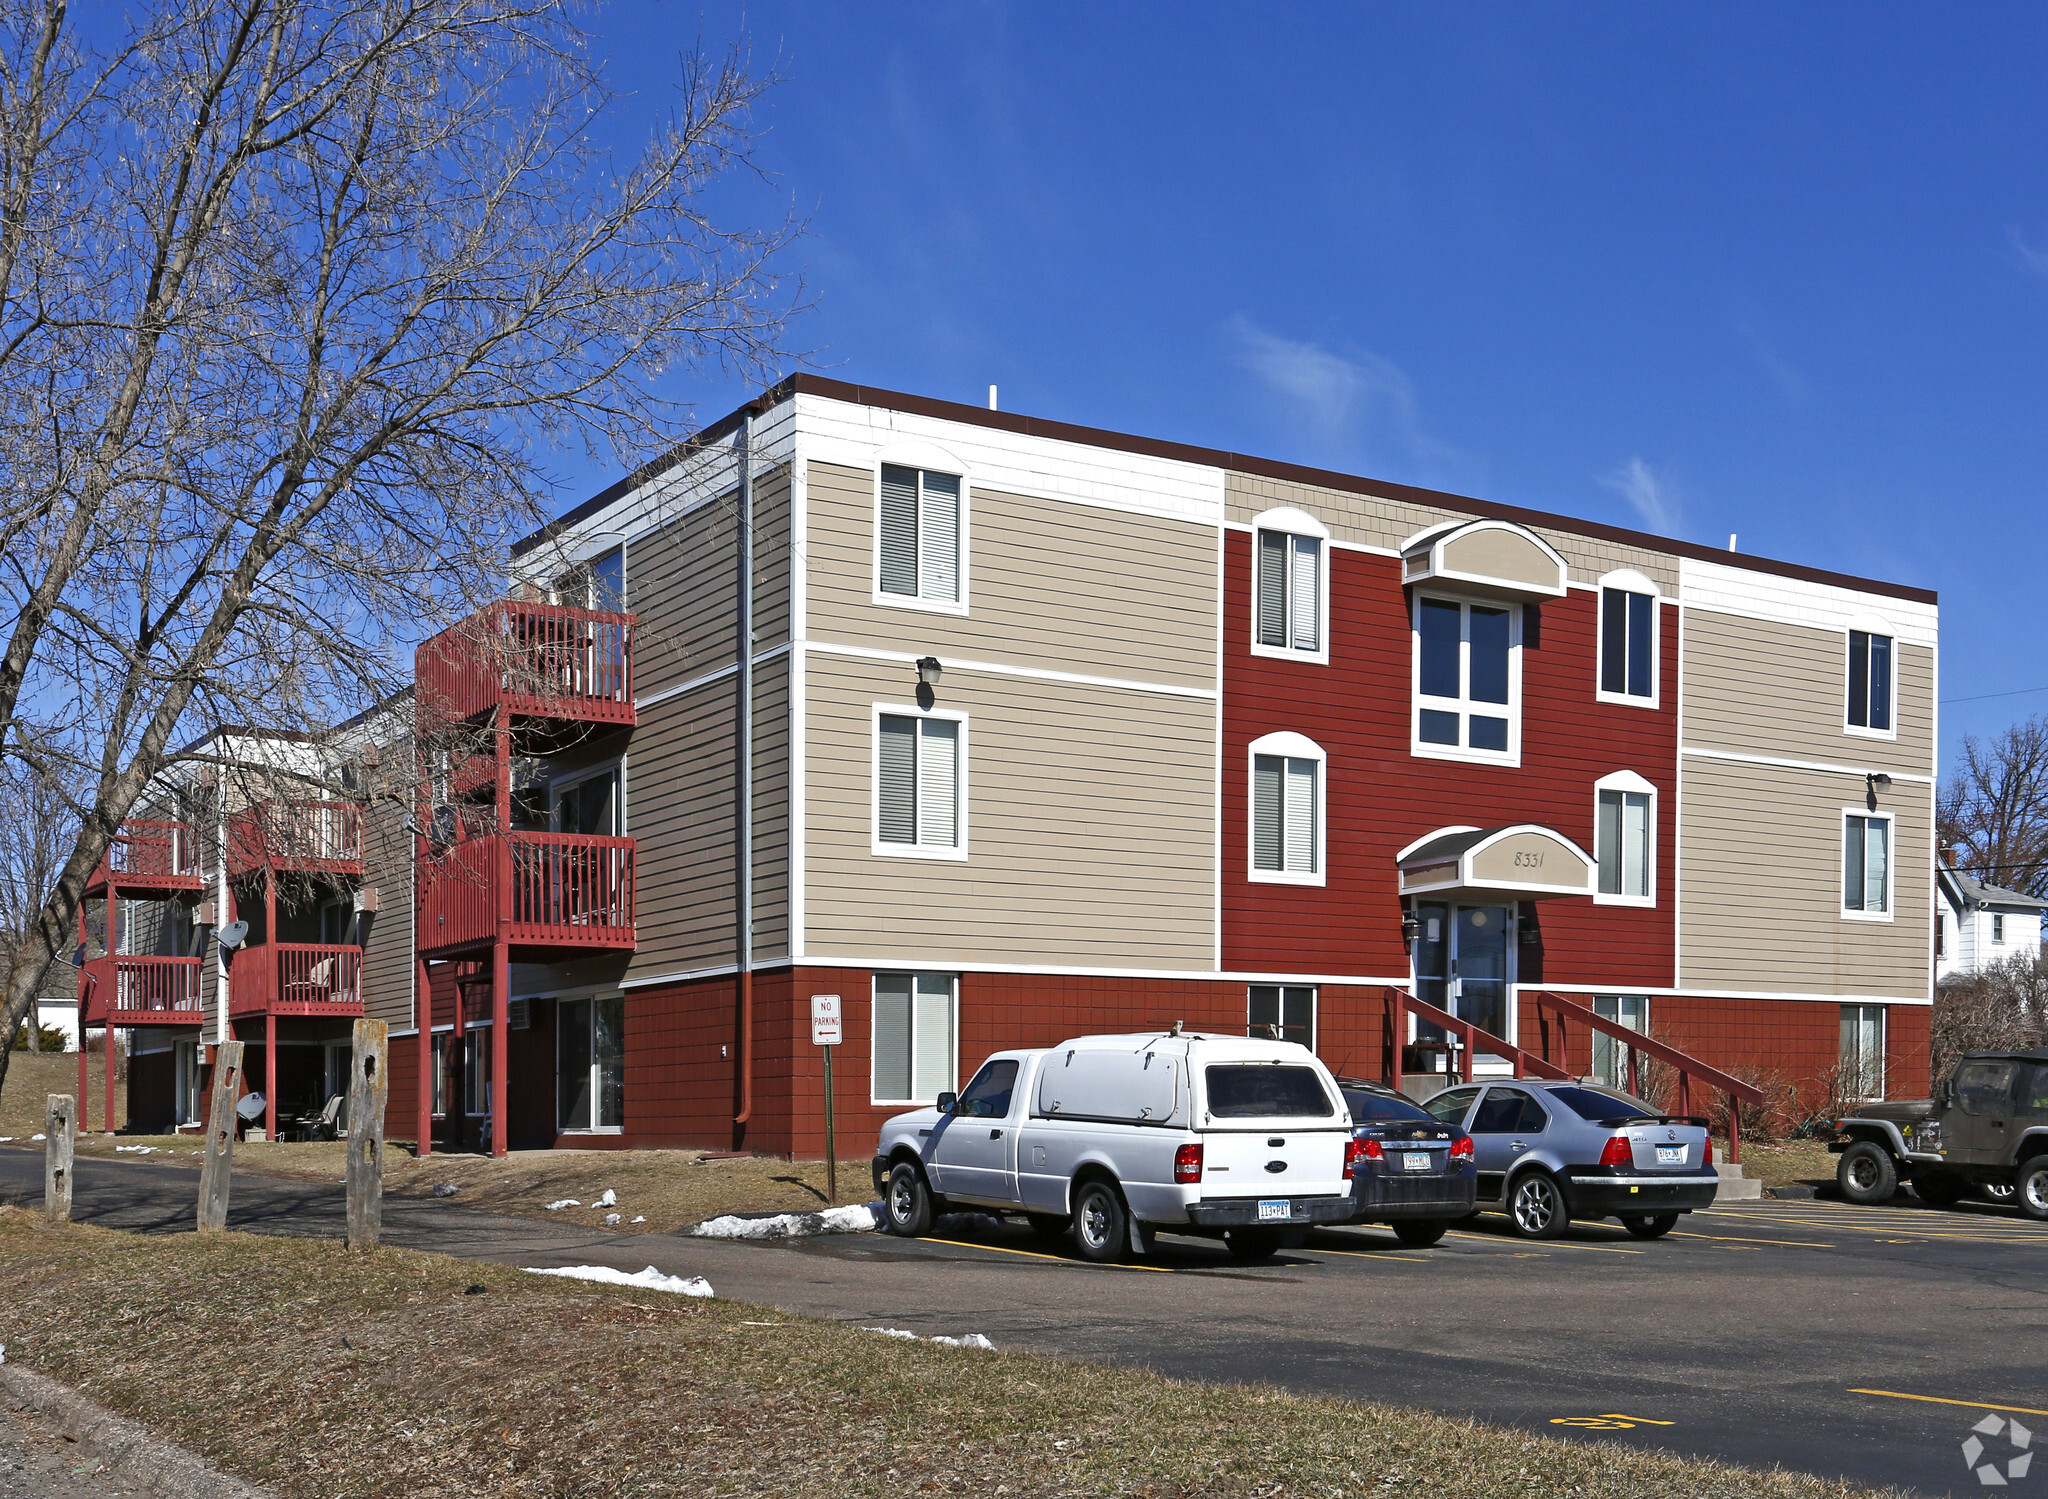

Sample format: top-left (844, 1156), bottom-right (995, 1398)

top-left (0, 1051), bottom-right (125, 1135)
top-left (0, 1208), bottom-right (1897, 1499)
top-left (1740, 1140), bottom-right (1840, 1190)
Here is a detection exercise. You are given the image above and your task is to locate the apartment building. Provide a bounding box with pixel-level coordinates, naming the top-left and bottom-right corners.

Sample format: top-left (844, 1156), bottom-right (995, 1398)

top-left (90, 375), bottom-right (1939, 1152)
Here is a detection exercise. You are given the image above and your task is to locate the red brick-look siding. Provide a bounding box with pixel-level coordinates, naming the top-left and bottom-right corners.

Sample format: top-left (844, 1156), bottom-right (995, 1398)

top-left (1222, 535), bottom-right (1679, 990)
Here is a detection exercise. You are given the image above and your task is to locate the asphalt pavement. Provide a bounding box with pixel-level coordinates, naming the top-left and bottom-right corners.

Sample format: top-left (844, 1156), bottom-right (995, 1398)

top-left (3, 1146), bottom-right (2045, 1497)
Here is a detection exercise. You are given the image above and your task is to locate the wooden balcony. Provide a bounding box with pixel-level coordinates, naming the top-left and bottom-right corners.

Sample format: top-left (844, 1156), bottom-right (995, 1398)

top-left (228, 942), bottom-right (363, 1017)
top-left (226, 799), bottom-right (364, 878)
top-left (416, 601), bottom-right (636, 730)
top-left (87, 821), bottom-right (204, 897)
top-left (79, 955), bottom-right (203, 1026)
top-left (419, 831), bottom-right (635, 959)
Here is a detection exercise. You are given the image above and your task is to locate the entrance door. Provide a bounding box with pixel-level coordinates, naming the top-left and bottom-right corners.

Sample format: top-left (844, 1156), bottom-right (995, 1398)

top-left (558, 994), bottom-right (624, 1133)
top-left (1411, 903), bottom-right (1514, 1065)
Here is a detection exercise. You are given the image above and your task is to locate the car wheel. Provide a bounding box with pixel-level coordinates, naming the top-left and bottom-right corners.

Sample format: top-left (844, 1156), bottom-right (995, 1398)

top-left (1621, 1212), bottom-right (1679, 1240)
top-left (1979, 1181), bottom-right (2017, 1205)
top-left (1025, 1212), bottom-right (1070, 1238)
top-left (1070, 1178), bottom-right (1129, 1263)
top-left (884, 1161), bottom-right (934, 1237)
top-left (1913, 1172), bottom-right (1967, 1207)
top-left (2018, 1158), bottom-right (2048, 1223)
top-left (1836, 1141), bottom-right (1898, 1205)
top-left (1392, 1218), bottom-right (1448, 1247)
top-left (1224, 1227), bottom-right (1283, 1261)
top-left (1507, 1171), bottom-right (1570, 1240)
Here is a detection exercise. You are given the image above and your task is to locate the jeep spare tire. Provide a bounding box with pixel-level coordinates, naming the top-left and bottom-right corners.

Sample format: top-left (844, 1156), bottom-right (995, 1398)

top-left (1836, 1141), bottom-right (1898, 1205)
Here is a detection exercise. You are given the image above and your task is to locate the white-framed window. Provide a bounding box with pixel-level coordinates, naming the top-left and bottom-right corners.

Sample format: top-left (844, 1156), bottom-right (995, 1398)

top-left (873, 706), bottom-right (967, 859)
top-left (1843, 811), bottom-right (1893, 919)
top-left (551, 762), bottom-right (622, 836)
top-left (1994, 913), bottom-right (2006, 945)
top-left (872, 972), bottom-right (957, 1105)
top-left (558, 994), bottom-right (624, 1132)
top-left (1248, 984), bottom-right (1316, 1049)
top-left (1412, 594), bottom-right (1519, 763)
top-left (1596, 570), bottom-right (1659, 706)
top-left (1840, 1004), bottom-right (1885, 1098)
top-left (1593, 770), bottom-right (1656, 906)
top-left (1845, 621), bottom-right (1896, 737)
top-left (875, 463), bottom-right (965, 612)
top-left (552, 546), bottom-right (625, 611)
top-left (1591, 995), bottom-right (1649, 1091)
top-left (431, 1031), bottom-right (491, 1118)
top-left (1247, 731), bottom-right (1326, 886)
top-left (1250, 507), bottom-right (1330, 664)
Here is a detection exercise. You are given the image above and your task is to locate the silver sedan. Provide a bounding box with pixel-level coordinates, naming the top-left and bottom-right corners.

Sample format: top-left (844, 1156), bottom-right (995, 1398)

top-left (1421, 1080), bottom-right (1719, 1239)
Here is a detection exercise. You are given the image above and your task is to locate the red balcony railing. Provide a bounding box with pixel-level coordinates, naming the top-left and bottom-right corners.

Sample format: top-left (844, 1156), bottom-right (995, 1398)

top-left (79, 955), bottom-right (203, 1024)
top-left (226, 799), bottom-right (363, 876)
top-left (89, 821), bottom-right (203, 894)
top-left (416, 601), bottom-right (636, 728)
top-left (228, 942), bottom-right (363, 1015)
top-left (419, 831), bottom-right (635, 955)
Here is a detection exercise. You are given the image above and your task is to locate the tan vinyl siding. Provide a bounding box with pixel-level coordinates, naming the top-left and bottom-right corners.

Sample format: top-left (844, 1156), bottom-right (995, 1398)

top-left (803, 653), bottom-right (1215, 970)
top-left (630, 463), bottom-right (791, 700)
top-left (805, 460), bottom-right (1219, 692)
top-left (1682, 608), bottom-right (1935, 776)
top-left (608, 654), bottom-right (789, 980)
top-left (358, 787), bottom-right (415, 1029)
top-left (1228, 471), bottom-right (1681, 594)
top-left (1679, 755), bottom-right (1931, 999)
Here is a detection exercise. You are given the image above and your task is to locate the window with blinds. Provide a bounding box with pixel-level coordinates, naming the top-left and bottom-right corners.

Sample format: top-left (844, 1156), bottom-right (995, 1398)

top-left (1252, 753), bottom-right (1319, 876)
top-left (1256, 529), bottom-right (1322, 653)
top-left (1844, 813), bottom-right (1891, 915)
top-left (1839, 1004), bottom-right (1885, 1097)
top-left (879, 464), bottom-right (962, 605)
top-left (873, 973), bottom-right (957, 1104)
top-left (877, 712), bottom-right (962, 851)
top-left (1596, 788), bottom-right (1651, 899)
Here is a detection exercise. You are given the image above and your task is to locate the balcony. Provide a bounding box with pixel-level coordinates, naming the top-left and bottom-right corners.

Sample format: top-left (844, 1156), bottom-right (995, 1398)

top-left (87, 821), bottom-right (204, 897)
top-left (416, 601), bottom-right (636, 731)
top-left (228, 942), bottom-right (363, 1017)
top-left (79, 955), bottom-right (203, 1026)
top-left (227, 799), bottom-right (364, 878)
top-left (419, 831), bottom-right (636, 959)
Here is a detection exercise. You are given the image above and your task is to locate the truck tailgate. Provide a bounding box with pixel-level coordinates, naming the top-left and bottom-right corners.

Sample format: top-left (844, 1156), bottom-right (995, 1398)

top-left (1199, 1127), bottom-right (1350, 1198)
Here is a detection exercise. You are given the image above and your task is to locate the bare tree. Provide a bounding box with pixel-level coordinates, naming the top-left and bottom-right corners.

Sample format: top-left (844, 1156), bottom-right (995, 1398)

top-left (1940, 716), bottom-right (2048, 899)
top-left (1933, 953), bottom-right (2048, 1089)
top-left (0, 748), bottom-right (80, 1051)
top-left (0, 0), bottom-right (801, 1100)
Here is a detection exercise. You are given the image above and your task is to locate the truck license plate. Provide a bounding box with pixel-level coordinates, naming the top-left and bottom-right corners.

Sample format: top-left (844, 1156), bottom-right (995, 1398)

top-left (1403, 1152), bottom-right (1433, 1172)
top-left (1655, 1145), bottom-right (1684, 1165)
top-left (1257, 1199), bottom-right (1291, 1221)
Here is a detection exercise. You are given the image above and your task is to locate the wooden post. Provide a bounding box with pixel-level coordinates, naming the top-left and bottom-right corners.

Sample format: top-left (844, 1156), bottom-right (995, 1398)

top-left (489, 939), bottom-right (508, 1158)
top-left (822, 1042), bottom-right (837, 1206)
top-left (104, 1023), bottom-right (117, 1134)
top-left (346, 1017), bottom-right (390, 1250)
top-left (44, 1095), bottom-right (75, 1222)
top-left (197, 1040), bottom-right (245, 1231)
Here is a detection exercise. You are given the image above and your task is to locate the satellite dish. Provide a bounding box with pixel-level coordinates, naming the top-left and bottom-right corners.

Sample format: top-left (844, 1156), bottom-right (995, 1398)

top-left (218, 920), bottom-right (249, 950)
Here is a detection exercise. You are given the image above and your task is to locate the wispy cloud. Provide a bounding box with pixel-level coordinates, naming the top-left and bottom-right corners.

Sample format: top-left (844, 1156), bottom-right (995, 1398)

top-left (1730, 311), bottom-right (1808, 406)
top-left (2007, 225), bottom-right (2048, 281)
top-left (1228, 317), bottom-right (1467, 482)
top-left (1600, 457), bottom-right (1683, 536)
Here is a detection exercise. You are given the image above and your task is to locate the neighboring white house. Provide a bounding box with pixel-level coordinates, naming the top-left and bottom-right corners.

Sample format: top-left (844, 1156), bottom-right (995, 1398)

top-left (1936, 853), bottom-right (2048, 981)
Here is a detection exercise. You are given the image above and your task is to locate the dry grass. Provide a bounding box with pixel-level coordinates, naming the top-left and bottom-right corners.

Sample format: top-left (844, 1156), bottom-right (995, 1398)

top-left (0, 1052), bottom-right (123, 1135)
top-left (1740, 1140), bottom-right (1840, 1190)
top-left (0, 1208), bottom-right (1897, 1499)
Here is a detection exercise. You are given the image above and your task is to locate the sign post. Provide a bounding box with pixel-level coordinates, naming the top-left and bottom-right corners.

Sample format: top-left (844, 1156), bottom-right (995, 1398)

top-left (810, 995), bottom-right (842, 1205)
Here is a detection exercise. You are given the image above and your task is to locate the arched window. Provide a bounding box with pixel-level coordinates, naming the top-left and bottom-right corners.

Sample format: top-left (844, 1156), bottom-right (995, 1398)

top-left (1248, 731), bottom-right (1327, 885)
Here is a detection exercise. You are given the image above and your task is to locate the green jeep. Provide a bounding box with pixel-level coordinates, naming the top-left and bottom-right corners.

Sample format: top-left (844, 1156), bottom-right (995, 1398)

top-left (1830, 1047), bottom-right (2048, 1216)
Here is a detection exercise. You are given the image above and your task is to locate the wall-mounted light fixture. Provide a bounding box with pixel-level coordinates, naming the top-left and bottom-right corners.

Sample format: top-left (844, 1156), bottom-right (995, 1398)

top-left (1866, 771), bottom-right (1892, 811)
top-left (916, 656), bottom-right (943, 688)
top-left (1400, 913), bottom-right (1421, 947)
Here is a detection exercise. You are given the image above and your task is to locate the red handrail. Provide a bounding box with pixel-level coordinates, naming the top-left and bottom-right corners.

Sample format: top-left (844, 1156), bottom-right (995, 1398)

top-left (1383, 987), bottom-right (1573, 1095)
top-left (95, 821), bottom-right (199, 883)
top-left (230, 942), bottom-right (362, 1013)
top-left (227, 800), bottom-right (363, 874)
top-left (418, 830), bottom-right (635, 952)
top-left (79, 955), bottom-right (202, 1022)
top-left (416, 601), bottom-right (636, 726)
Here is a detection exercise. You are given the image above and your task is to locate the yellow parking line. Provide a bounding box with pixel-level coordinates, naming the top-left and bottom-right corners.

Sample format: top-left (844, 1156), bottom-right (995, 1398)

top-left (1445, 1230), bottom-right (1644, 1255)
top-left (1851, 1389), bottom-right (2048, 1417)
top-left (1311, 1246), bottom-right (1433, 1265)
top-left (922, 1237), bottom-right (1175, 1272)
top-left (1670, 1231), bottom-right (1835, 1248)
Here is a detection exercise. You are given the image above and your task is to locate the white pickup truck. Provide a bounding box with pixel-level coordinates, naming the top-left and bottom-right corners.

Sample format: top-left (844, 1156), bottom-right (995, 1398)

top-left (869, 1030), bottom-right (1356, 1262)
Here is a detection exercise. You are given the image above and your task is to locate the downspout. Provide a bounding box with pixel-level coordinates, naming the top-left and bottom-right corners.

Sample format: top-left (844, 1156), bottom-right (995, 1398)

top-left (734, 406), bottom-right (755, 1129)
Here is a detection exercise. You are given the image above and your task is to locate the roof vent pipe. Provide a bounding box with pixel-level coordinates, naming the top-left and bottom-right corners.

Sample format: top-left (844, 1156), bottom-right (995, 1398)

top-left (988, 384), bottom-right (998, 411)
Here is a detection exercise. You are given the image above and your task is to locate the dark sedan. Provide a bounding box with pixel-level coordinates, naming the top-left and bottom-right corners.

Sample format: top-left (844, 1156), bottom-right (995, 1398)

top-left (1337, 1079), bottom-right (1477, 1247)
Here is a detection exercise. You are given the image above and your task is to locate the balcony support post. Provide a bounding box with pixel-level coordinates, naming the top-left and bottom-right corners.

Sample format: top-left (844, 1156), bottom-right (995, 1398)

top-left (265, 1011), bottom-right (278, 1144)
top-left (105, 1023), bottom-right (116, 1136)
top-left (416, 955), bottom-right (433, 1158)
top-left (491, 939), bottom-right (509, 1157)
top-left (76, 908), bottom-right (89, 1131)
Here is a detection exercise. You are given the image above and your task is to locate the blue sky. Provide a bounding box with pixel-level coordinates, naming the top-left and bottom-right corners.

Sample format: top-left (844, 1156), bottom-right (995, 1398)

top-left (587, 4), bottom-right (2048, 764)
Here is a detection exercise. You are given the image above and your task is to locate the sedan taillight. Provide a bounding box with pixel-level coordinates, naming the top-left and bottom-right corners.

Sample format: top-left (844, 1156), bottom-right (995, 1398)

top-left (1346, 1137), bottom-right (1383, 1171)
top-left (1449, 1136), bottom-right (1474, 1161)
top-left (1598, 1136), bottom-right (1633, 1168)
top-left (1174, 1143), bottom-right (1204, 1183)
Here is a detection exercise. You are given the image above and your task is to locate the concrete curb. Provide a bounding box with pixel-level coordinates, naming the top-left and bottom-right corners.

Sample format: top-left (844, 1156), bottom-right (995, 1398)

top-left (0, 1361), bottom-right (274, 1499)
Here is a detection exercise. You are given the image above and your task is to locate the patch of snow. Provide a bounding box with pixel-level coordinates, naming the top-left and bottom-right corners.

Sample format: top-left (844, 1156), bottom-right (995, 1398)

top-left (31, 1134), bottom-right (44, 1142)
top-left (604, 1213), bottom-right (622, 1226)
top-left (862, 1327), bottom-right (996, 1350)
top-left (0, 1343), bottom-right (6, 1364)
top-left (593, 1188), bottom-right (617, 1208)
top-left (865, 1326), bottom-right (918, 1339)
top-left (522, 1265), bottom-right (713, 1297)
top-left (630, 1215), bottom-right (646, 1224)
top-left (687, 1203), bottom-right (881, 1240)
top-left (115, 1144), bottom-right (159, 1154)
top-left (545, 1199), bottom-right (581, 1211)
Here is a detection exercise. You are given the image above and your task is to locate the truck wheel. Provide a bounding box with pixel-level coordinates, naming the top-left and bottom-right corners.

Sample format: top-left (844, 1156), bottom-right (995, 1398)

top-left (2018, 1158), bottom-right (2048, 1223)
top-left (1621, 1213), bottom-right (1679, 1240)
top-left (1836, 1141), bottom-right (1898, 1205)
top-left (1507, 1171), bottom-right (1571, 1240)
top-left (1070, 1179), bottom-right (1129, 1264)
top-left (1224, 1228), bottom-right (1283, 1260)
top-left (1392, 1218), bottom-right (1448, 1247)
top-left (884, 1161), bottom-right (934, 1237)
top-left (1913, 1173), bottom-right (1966, 1207)
top-left (1025, 1212), bottom-right (1070, 1238)
top-left (1979, 1181), bottom-right (2017, 1205)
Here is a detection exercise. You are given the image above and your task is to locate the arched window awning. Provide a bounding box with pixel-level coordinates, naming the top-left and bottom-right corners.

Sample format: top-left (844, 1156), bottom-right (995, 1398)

top-left (1401, 519), bottom-right (1568, 603)
top-left (1396, 824), bottom-right (1595, 901)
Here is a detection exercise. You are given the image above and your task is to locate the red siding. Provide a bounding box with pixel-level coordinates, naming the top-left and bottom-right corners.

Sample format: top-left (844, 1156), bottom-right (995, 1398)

top-left (1222, 536), bottom-right (1678, 988)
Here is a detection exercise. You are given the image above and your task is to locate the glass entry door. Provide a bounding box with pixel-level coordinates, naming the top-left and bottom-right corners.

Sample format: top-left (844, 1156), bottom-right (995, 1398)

top-left (1411, 902), bottom-right (1515, 1064)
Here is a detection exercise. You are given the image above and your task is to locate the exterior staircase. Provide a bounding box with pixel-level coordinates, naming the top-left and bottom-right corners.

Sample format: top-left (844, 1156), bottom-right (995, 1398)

top-left (1711, 1147), bottom-right (1764, 1200)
